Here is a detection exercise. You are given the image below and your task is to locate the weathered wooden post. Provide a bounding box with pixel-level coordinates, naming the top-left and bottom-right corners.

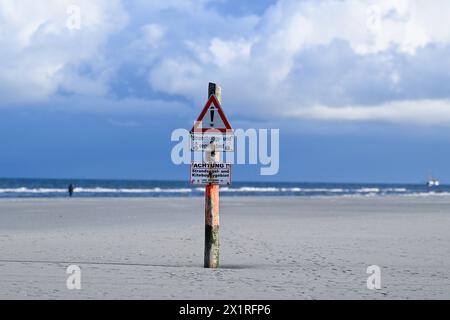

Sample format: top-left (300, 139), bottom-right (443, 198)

top-left (204, 82), bottom-right (221, 268)
top-left (190, 82), bottom-right (232, 268)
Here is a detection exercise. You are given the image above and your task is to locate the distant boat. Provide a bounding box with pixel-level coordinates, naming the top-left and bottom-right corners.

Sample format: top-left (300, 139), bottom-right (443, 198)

top-left (427, 175), bottom-right (440, 187)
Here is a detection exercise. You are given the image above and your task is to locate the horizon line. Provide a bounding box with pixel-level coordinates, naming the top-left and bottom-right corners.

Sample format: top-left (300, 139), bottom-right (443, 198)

top-left (0, 176), bottom-right (438, 186)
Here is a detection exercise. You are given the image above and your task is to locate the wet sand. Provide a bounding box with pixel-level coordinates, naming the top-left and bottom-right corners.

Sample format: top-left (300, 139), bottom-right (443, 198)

top-left (0, 196), bottom-right (449, 299)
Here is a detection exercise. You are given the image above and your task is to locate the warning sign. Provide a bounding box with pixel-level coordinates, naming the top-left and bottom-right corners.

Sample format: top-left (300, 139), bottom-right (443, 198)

top-left (191, 133), bottom-right (234, 152)
top-left (191, 95), bottom-right (232, 133)
top-left (190, 162), bottom-right (232, 185)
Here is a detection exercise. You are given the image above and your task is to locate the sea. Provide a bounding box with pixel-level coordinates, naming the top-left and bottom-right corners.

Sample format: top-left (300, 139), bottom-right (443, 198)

top-left (0, 178), bottom-right (448, 198)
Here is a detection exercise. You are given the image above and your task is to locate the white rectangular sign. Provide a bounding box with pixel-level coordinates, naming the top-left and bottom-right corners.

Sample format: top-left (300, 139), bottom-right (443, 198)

top-left (190, 162), bottom-right (232, 185)
top-left (190, 133), bottom-right (234, 152)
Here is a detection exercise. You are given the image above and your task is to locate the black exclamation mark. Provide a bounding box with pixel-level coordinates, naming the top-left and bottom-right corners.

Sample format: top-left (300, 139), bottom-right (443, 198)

top-left (210, 108), bottom-right (215, 126)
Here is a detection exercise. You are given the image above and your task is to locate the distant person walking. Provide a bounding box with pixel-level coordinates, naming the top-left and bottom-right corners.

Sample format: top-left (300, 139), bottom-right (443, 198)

top-left (68, 184), bottom-right (74, 197)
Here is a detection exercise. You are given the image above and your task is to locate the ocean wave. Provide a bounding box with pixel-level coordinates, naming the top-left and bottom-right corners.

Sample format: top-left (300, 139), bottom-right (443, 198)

top-left (403, 191), bottom-right (450, 197)
top-left (0, 186), bottom-right (447, 197)
top-left (383, 188), bottom-right (408, 192)
top-left (0, 188), bottom-right (67, 193)
top-left (0, 186), bottom-right (410, 194)
top-left (281, 188), bottom-right (302, 192)
top-left (355, 188), bottom-right (380, 193)
top-left (75, 187), bottom-right (192, 193)
top-left (221, 187), bottom-right (280, 192)
top-left (209, 187), bottom-right (347, 193)
top-left (298, 188), bottom-right (346, 193)
top-left (0, 187), bottom-right (192, 194)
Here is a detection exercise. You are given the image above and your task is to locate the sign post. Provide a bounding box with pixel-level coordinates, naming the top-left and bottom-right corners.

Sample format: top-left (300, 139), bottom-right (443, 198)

top-left (204, 83), bottom-right (222, 269)
top-left (190, 82), bottom-right (233, 268)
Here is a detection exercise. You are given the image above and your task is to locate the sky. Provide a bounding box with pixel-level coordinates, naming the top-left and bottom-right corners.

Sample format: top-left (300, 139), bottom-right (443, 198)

top-left (0, 0), bottom-right (450, 183)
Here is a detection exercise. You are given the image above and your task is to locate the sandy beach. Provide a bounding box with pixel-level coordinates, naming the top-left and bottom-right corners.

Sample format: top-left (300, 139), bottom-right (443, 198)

top-left (0, 196), bottom-right (449, 299)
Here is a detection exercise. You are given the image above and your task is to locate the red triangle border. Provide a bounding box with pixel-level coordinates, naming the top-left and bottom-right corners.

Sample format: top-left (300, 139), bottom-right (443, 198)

top-left (190, 95), bottom-right (233, 133)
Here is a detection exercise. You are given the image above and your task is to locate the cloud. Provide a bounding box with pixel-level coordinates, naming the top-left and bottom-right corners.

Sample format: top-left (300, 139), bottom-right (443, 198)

top-left (289, 99), bottom-right (450, 126)
top-left (1, 0), bottom-right (450, 127)
top-left (142, 0), bottom-right (450, 126)
top-left (0, 0), bottom-right (127, 103)
top-left (260, 0), bottom-right (450, 56)
top-left (141, 24), bottom-right (166, 48)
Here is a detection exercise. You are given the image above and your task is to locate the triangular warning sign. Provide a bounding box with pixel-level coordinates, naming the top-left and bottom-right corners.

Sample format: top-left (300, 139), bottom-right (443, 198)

top-left (191, 95), bottom-right (233, 133)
